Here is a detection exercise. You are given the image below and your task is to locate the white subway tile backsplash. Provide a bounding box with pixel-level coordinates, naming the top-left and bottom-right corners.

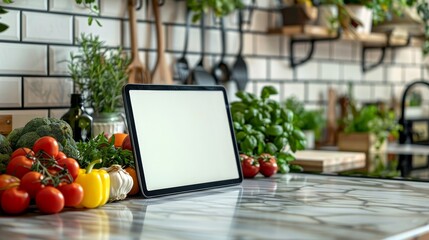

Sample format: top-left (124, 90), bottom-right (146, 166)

top-left (307, 83), bottom-right (328, 102)
top-left (49, 0), bottom-right (96, 14)
top-left (161, 0), bottom-right (186, 23)
top-left (320, 62), bottom-right (340, 81)
top-left (49, 46), bottom-right (78, 75)
top-left (206, 29), bottom-right (221, 54)
top-left (313, 42), bottom-right (331, 59)
top-left (363, 67), bottom-right (383, 81)
top-left (282, 83), bottom-right (305, 101)
top-left (0, 77), bottom-right (21, 108)
top-left (24, 78), bottom-right (73, 107)
top-left (353, 85), bottom-right (372, 102)
top-left (343, 64), bottom-right (362, 81)
top-left (23, 12), bottom-right (73, 44)
top-left (0, 10), bottom-right (20, 41)
top-left (75, 17), bottom-right (121, 46)
top-left (246, 58), bottom-right (267, 79)
top-left (249, 11), bottom-right (269, 31)
top-left (187, 27), bottom-right (202, 53)
top-left (0, 43), bottom-right (47, 75)
top-left (123, 22), bottom-right (155, 49)
top-left (374, 85), bottom-right (391, 101)
top-left (404, 67), bottom-right (422, 83)
top-left (386, 66), bottom-right (403, 83)
top-left (270, 59), bottom-right (293, 80)
top-left (394, 48), bottom-right (414, 64)
top-left (332, 42), bottom-right (354, 61)
top-left (100, 0), bottom-right (126, 18)
top-left (49, 109), bottom-right (69, 119)
top-left (297, 62), bottom-right (319, 80)
top-left (0, 110), bottom-right (48, 129)
top-left (167, 25), bottom-right (185, 52)
top-left (4, 0), bottom-right (47, 10)
top-left (255, 35), bottom-right (280, 56)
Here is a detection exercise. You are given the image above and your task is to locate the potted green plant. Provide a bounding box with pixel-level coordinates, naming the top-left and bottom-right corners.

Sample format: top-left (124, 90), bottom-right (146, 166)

top-left (284, 97), bottom-right (325, 149)
top-left (68, 34), bottom-right (130, 137)
top-left (230, 86), bottom-right (306, 173)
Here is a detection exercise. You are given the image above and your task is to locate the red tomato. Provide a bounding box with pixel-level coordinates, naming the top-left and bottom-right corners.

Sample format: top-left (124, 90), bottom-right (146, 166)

top-left (33, 136), bottom-right (59, 158)
top-left (121, 135), bottom-right (132, 151)
top-left (20, 171), bottom-right (45, 199)
top-left (55, 151), bottom-right (67, 161)
top-left (257, 153), bottom-right (278, 178)
top-left (57, 158), bottom-right (80, 181)
top-left (6, 156), bottom-right (34, 179)
top-left (240, 154), bottom-right (260, 178)
top-left (57, 183), bottom-right (83, 207)
top-left (11, 147), bottom-right (34, 159)
top-left (1, 187), bottom-right (30, 214)
top-left (36, 186), bottom-right (64, 214)
top-left (0, 174), bottom-right (20, 199)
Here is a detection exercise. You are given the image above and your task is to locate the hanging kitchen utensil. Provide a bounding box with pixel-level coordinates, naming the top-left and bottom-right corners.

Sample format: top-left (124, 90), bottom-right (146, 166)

top-left (175, 7), bottom-right (191, 84)
top-left (231, 10), bottom-right (248, 91)
top-left (151, 0), bottom-right (173, 84)
top-left (127, 0), bottom-right (150, 84)
top-left (212, 17), bottom-right (230, 84)
top-left (191, 15), bottom-right (217, 86)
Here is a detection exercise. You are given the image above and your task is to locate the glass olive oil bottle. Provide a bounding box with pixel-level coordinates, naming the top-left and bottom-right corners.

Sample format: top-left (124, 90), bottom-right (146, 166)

top-left (61, 94), bottom-right (93, 142)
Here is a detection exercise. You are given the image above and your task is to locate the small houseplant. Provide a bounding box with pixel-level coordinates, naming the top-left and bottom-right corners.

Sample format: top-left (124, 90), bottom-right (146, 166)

top-left (230, 86), bottom-right (306, 173)
top-left (68, 34), bottom-right (130, 137)
top-left (284, 97), bottom-right (325, 149)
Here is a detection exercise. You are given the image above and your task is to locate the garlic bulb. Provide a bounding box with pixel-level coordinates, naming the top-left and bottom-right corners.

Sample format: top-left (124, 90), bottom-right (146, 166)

top-left (102, 165), bottom-right (133, 202)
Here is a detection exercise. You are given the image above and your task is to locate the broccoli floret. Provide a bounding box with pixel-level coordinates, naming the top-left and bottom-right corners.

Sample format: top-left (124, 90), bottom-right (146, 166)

top-left (16, 132), bottom-right (40, 149)
top-left (0, 153), bottom-right (9, 174)
top-left (0, 134), bottom-right (12, 155)
top-left (9, 117), bottom-right (79, 159)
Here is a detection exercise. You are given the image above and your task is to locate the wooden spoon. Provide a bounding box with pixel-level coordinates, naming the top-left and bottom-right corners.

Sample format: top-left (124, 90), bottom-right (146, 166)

top-left (127, 0), bottom-right (150, 84)
top-left (151, 0), bottom-right (173, 84)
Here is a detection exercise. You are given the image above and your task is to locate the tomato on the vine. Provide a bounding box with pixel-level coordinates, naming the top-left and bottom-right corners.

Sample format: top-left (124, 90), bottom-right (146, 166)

top-left (1, 187), bottom-right (30, 214)
top-left (240, 154), bottom-right (260, 178)
top-left (0, 174), bottom-right (20, 199)
top-left (55, 151), bottom-right (67, 161)
top-left (20, 171), bottom-right (45, 199)
top-left (11, 147), bottom-right (34, 159)
top-left (36, 186), bottom-right (64, 214)
top-left (257, 153), bottom-right (278, 177)
top-left (57, 183), bottom-right (83, 207)
top-left (57, 158), bottom-right (80, 181)
top-left (6, 156), bottom-right (33, 179)
top-left (33, 136), bottom-right (59, 158)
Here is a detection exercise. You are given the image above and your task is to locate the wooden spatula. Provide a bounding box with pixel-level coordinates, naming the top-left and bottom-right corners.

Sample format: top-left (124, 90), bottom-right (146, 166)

top-left (151, 0), bottom-right (173, 84)
top-left (127, 0), bottom-right (150, 84)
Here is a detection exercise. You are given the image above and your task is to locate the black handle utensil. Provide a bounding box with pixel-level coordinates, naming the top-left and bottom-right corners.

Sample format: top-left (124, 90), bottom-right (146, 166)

top-left (212, 17), bottom-right (230, 84)
top-left (231, 10), bottom-right (248, 91)
top-left (175, 7), bottom-right (191, 84)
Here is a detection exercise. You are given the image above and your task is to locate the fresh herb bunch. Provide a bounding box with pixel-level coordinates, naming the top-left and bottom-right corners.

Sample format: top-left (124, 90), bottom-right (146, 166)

top-left (68, 34), bottom-right (130, 114)
top-left (231, 86), bottom-right (306, 173)
top-left (341, 104), bottom-right (402, 150)
top-left (187, 0), bottom-right (244, 22)
top-left (76, 133), bottom-right (134, 169)
top-left (284, 97), bottom-right (325, 140)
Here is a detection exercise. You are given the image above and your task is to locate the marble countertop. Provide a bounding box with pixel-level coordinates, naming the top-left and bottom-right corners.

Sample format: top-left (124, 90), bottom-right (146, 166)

top-left (1, 173), bottom-right (429, 239)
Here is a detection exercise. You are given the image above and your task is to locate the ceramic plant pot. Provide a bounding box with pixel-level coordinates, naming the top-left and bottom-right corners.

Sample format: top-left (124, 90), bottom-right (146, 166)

top-left (345, 4), bottom-right (373, 34)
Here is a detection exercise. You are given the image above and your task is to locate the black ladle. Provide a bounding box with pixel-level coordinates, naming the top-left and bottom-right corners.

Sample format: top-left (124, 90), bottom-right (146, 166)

top-left (231, 10), bottom-right (248, 91)
top-left (212, 17), bottom-right (230, 84)
top-left (175, 7), bottom-right (191, 84)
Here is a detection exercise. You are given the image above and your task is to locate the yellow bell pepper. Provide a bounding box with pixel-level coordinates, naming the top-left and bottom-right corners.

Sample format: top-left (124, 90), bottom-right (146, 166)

top-left (75, 159), bottom-right (110, 208)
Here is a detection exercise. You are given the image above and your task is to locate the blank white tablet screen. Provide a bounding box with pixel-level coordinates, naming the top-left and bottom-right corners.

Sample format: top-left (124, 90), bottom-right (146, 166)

top-left (129, 89), bottom-right (239, 191)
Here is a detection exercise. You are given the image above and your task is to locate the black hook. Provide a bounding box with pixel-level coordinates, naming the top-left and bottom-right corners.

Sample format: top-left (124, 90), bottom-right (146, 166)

top-left (242, 0), bottom-right (256, 25)
top-left (135, 0), bottom-right (143, 10)
top-left (158, 0), bottom-right (165, 6)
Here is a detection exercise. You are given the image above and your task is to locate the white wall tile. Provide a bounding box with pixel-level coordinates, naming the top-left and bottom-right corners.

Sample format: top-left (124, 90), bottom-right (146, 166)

top-left (100, 0), bottom-right (126, 18)
top-left (49, 0), bottom-right (96, 14)
top-left (0, 110), bottom-right (48, 129)
top-left (249, 11), bottom-right (268, 31)
top-left (206, 29), bottom-right (221, 54)
top-left (282, 83), bottom-right (305, 101)
top-left (404, 67), bottom-right (422, 83)
top-left (4, 0), bottom-right (47, 10)
top-left (386, 66), bottom-right (403, 83)
top-left (0, 9), bottom-right (20, 41)
top-left (255, 35), bottom-right (280, 56)
top-left (332, 42), bottom-right (354, 61)
top-left (414, 47), bottom-right (423, 64)
top-left (0, 43), bottom-right (47, 75)
top-left (395, 48), bottom-right (414, 64)
top-left (343, 64), bottom-right (362, 81)
top-left (270, 59), bottom-right (293, 80)
top-left (320, 62), bottom-right (340, 81)
top-left (374, 85), bottom-right (391, 101)
top-left (296, 62), bottom-right (319, 80)
top-left (167, 25), bottom-right (185, 52)
top-left (363, 67), bottom-right (383, 81)
top-left (123, 22), bottom-right (155, 49)
top-left (313, 42), bottom-right (331, 59)
top-left (246, 58), bottom-right (266, 80)
top-left (353, 85), bottom-right (372, 102)
top-left (226, 31), bottom-right (239, 55)
top-left (75, 17), bottom-right (121, 46)
top-left (308, 83), bottom-right (328, 102)
top-left (160, 0), bottom-right (186, 23)
top-left (50, 109), bottom-right (69, 119)
top-left (23, 12), bottom-right (73, 44)
top-left (0, 77), bottom-right (21, 108)
top-left (24, 78), bottom-right (73, 107)
top-left (49, 46), bottom-right (78, 75)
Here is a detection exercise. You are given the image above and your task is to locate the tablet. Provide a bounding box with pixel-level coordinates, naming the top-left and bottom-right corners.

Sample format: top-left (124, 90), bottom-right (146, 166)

top-left (122, 84), bottom-right (243, 198)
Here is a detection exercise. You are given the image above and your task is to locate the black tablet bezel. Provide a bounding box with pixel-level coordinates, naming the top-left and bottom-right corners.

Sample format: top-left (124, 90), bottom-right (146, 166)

top-left (122, 84), bottom-right (243, 198)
